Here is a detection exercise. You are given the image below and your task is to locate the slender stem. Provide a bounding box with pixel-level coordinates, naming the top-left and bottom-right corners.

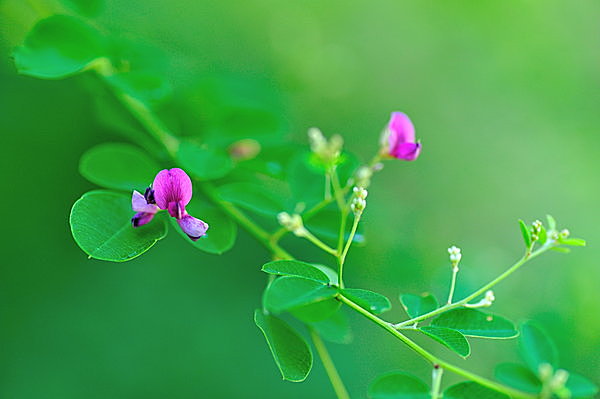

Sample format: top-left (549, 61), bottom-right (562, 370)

top-left (330, 169), bottom-right (346, 211)
top-left (310, 328), bottom-right (351, 399)
top-left (340, 215), bottom-right (360, 268)
top-left (446, 267), bottom-right (459, 305)
top-left (339, 294), bottom-right (535, 399)
top-left (431, 366), bottom-right (443, 399)
top-left (394, 244), bottom-right (552, 328)
top-left (301, 230), bottom-right (338, 257)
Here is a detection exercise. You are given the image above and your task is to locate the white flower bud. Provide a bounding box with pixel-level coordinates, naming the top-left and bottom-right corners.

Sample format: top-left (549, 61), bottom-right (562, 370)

top-left (559, 229), bottom-right (570, 239)
top-left (355, 166), bottom-right (373, 188)
top-left (353, 186), bottom-right (368, 200)
top-left (550, 369), bottom-right (569, 390)
top-left (350, 197), bottom-right (367, 215)
top-left (277, 212), bottom-right (306, 236)
top-left (308, 128), bottom-right (327, 154)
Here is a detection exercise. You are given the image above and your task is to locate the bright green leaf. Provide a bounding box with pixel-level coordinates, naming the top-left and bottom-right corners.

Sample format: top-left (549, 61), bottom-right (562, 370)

top-left (551, 247), bottom-right (571, 254)
top-left (290, 299), bottom-right (341, 323)
top-left (419, 326), bottom-right (470, 358)
top-left (14, 15), bottom-right (107, 79)
top-left (431, 309), bottom-right (518, 339)
top-left (254, 310), bottom-right (312, 382)
top-left (494, 363), bottom-right (542, 394)
top-left (308, 309), bottom-right (353, 344)
top-left (368, 371), bottom-right (430, 399)
top-left (546, 214), bottom-right (557, 231)
top-left (263, 277), bottom-right (338, 314)
top-left (70, 190), bottom-right (167, 262)
top-left (566, 373), bottom-right (599, 398)
top-left (216, 182), bottom-right (288, 217)
top-left (559, 238), bottom-right (586, 247)
top-left (519, 320), bottom-right (559, 372)
top-left (79, 143), bottom-right (159, 191)
top-left (519, 219), bottom-right (532, 248)
top-left (262, 260), bottom-right (330, 283)
top-left (538, 225), bottom-right (547, 245)
top-left (60, 0), bottom-right (103, 17)
top-left (342, 288), bottom-right (391, 314)
top-left (443, 382), bottom-right (509, 399)
top-left (104, 71), bottom-right (172, 108)
top-left (170, 197), bottom-right (237, 254)
top-left (176, 140), bottom-right (233, 180)
top-left (400, 293), bottom-right (439, 318)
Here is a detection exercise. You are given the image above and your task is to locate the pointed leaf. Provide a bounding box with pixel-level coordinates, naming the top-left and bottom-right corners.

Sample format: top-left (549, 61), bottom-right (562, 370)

top-left (443, 382), bottom-right (509, 399)
top-left (342, 288), bottom-right (391, 314)
top-left (254, 310), bottom-right (312, 382)
top-left (494, 363), bottom-right (542, 394)
top-left (177, 140), bottom-right (233, 180)
top-left (519, 320), bottom-right (559, 372)
top-left (400, 293), bottom-right (439, 318)
top-left (519, 219), bottom-right (532, 248)
top-left (262, 260), bottom-right (330, 283)
top-left (308, 309), bottom-right (353, 344)
top-left (264, 277), bottom-right (338, 314)
top-left (70, 190), bottom-right (167, 262)
top-left (420, 326), bottom-right (470, 358)
top-left (368, 371), bottom-right (430, 399)
top-left (546, 214), bottom-right (557, 231)
top-left (559, 238), bottom-right (586, 247)
top-left (538, 225), bottom-right (547, 245)
top-left (431, 309), bottom-right (518, 339)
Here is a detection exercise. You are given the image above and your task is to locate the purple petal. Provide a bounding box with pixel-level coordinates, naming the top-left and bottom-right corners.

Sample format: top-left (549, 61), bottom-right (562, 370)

top-left (177, 215), bottom-right (209, 241)
top-left (132, 190), bottom-right (160, 213)
top-left (167, 201), bottom-right (185, 219)
top-left (388, 112), bottom-right (416, 149)
top-left (132, 211), bottom-right (157, 227)
top-left (390, 142), bottom-right (422, 161)
top-left (152, 168), bottom-right (193, 210)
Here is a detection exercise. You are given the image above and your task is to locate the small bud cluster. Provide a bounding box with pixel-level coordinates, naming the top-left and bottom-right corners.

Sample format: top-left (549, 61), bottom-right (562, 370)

top-left (531, 220), bottom-right (543, 242)
top-left (538, 363), bottom-right (571, 398)
top-left (447, 245), bottom-right (462, 268)
top-left (465, 290), bottom-right (496, 308)
top-left (307, 128), bottom-right (344, 166)
top-left (559, 229), bottom-right (570, 239)
top-left (277, 212), bottom-right (307, 237)
top-left (354, 163), bottom-right (384, 188)
top-left (351, 187), bottom-right (368, 216)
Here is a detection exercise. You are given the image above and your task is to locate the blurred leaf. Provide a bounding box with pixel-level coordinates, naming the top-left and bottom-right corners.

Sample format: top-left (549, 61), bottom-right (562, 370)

top-left (304, 209), bottom-right (365, 245)
top-left (105, 71), bottom-right (172, 108)
top-left (519, 320), bottom-right (559, 372)
top-left (443, 382), bottom-right (509, 399)
top-left (70, 190), bottom-right (167, 262)
top-left (60, 0), bottom-right (103, 17)
top-left (79, 143), bottom-right (159, 191)
top-left (263, 276), bottom-right (338, 314)
top-left (419, 326), bottom-right (470, 358)
top-left (216, 182), bottom-right (287, 217)
top-left (287, 151), bottom-right (326, 209)
top-left (400, 293), bottom-right (439, 318)
top-left (176, 140), bottom-right (233, 180)
top-left (546, 214), bottom-right (557, 231)
top-left (538, 225), bottom-right (547, 245)
top-left (342, 288), bottom-right (391, 314)
top-left (431, 309), bottom-right (518, 339)
top-left (170, 197), bottom-right (236, 254)
top-left (262, 260), bottom-right (330, 283)
top-left (559, 238), bottom-right (586, 247)
top-left (254, 310), bottom-right (312, 382)
top-left (308, 309), bottom-right (353, 344)
top-left (550, 247), bottom-right (571, 254)
top-left (367, 371), bottom-right (429, 399)
top-left (290, 299), bottom-right (341, 323)
top-left (108, 38), bottom-right (169, 73)
top-left (14, 15), bottom-right (107, 79)
top-left (518, 219), bottom-right (531, 248)
top-left (494, 363), bottom-right (542, 394)
top-left (566, 373), bottom-right (599, 398)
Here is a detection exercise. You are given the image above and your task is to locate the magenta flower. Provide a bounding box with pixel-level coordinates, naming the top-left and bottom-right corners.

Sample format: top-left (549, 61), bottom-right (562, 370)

top-left (131, 168), bottom-right (209, 241)
top-left (385, 112), bottom-right (421, 161)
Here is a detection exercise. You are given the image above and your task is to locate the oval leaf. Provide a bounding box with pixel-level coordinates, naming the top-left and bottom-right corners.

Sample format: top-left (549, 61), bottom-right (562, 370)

top-left (262, 260), bottom-right (330, 283)
top-left (494, 363), bottom-right (542, 394)
top-left (400, 293), bottom-right (439, 318)
top-left (105, 71), bottom-right (172, 108)
top-left (519, 320), bottom-right (559, 372)
top-left (342, 288), bottom-right (391, 314)
top-left (308, 309), bottom-right (353, 344)
top-left (518, 219), bottom-right (532, 248)
top-left (177, 141), bottom-right (233, 180)
top-left (291, 299), bottom-right (341, 323)
top-left (79, 143), bottom-right (159, 191)
top-left (420, 326), bottom-right (470, 358)
top-left (368, 371), bottom-right (430, 399)
top-left (14, 15), bottom-right (107, 79)
top-left (70, 190), bottom-right (167, 262)
top-left (431, 309), bottom-right (518, 339)
top-left (264, 276), bottom-right (338, 314)
top-left (254, 310), bottom-right (312, 382)
top-left (443, 382), bottom-right (509, 399)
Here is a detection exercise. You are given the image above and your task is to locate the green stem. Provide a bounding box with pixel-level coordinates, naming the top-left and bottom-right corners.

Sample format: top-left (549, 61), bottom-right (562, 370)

top-left (339, 214), bottom-right (360, 278)
top-left (431, 366), bottom-right (443, 399)
top-left (301, 229), bottom-right (338, 257)
top-left (446, 267), bottom-right (459, 305)
top-left (310, 328), bottom-right (351, 399)
top-left (339, 294), bottom-right (535, 399)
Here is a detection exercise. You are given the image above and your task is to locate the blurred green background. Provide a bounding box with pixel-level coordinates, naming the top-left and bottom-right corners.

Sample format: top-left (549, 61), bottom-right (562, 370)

top-left (1, 0), bottom-right (598, 398)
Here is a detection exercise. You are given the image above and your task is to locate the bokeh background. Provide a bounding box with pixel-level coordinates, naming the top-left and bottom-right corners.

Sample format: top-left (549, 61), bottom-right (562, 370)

top-left (1, 0), bottom-right (598, 398)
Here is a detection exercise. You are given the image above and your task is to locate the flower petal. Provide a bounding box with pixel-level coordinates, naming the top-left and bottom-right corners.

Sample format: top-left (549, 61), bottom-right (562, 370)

top-left (132, 190), bottom-right (160, 213)
top-left (177, 215), bottom-right (209, 241)
top-left (131, 211), bottom-right (157, 227)
top-left (152, 168), bottom-right (193, 210)
top-left (388, 112), bottom-right (416, 148)
top-left (391, 142), bottom-right (421, 161)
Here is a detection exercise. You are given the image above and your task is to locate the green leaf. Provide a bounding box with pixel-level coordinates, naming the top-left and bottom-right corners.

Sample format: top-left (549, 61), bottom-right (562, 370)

top-left (312, 264), bottom-right (339, 285)
top-left (254, 310), bottom-right (312, 382)
top-left (519, 320), bottom-right (559, 372)
top-left (368, 371), bottom-right (430, 399)
top-left (286, 152), bottom-right (326, 209)
top-left (104, 71), bottom-right (172, 108)
top-left (400, 293), bottom-right (439, 318)
top-left (304, 209), bottom-right (365, 245)
top-left (546, 214), bottom-right (557, 231)
top-left (559, 238), bottom-right (586, 247)
top-left (519, 219), bottom-right (532, 248)
top-left (14, 15), bottom-right (107, 79)
top-left (176, 140), bottom-right (233, 180)
top-left (70, 190), bottom-right (167, 262)
top-left (79, 143), bottom-right (159, 192)
top-left (550, 247), bottom-right (571, 254)
top-left (290, 299), bottom-right (341, 323)
top-left (263, 276), bottom-right (338, 314)
top-left (431, 309), bottom-right (518, 339)
top-left (170, 197), bottom-right (237, 254)
top-left (308, 309), bottom-right (353, 344)
top-left (216, 182), bottom-right (287, 217)
top-left (262, 260), bottom-right (330, 283)
top-left (60, 0), bottom-right (103, 17)
top-left (566, 373), bottom-right (599, 398)
top-left (538, 225), bottom-right (547, 245)
top-left (443, 382), bottom-right (509, 399)
top-left (342, 288), bottom-right (391, 314)
top-left (494, 363), bottom-right (542, 394)
top-left (419, 326), bottom-right (470, 358)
